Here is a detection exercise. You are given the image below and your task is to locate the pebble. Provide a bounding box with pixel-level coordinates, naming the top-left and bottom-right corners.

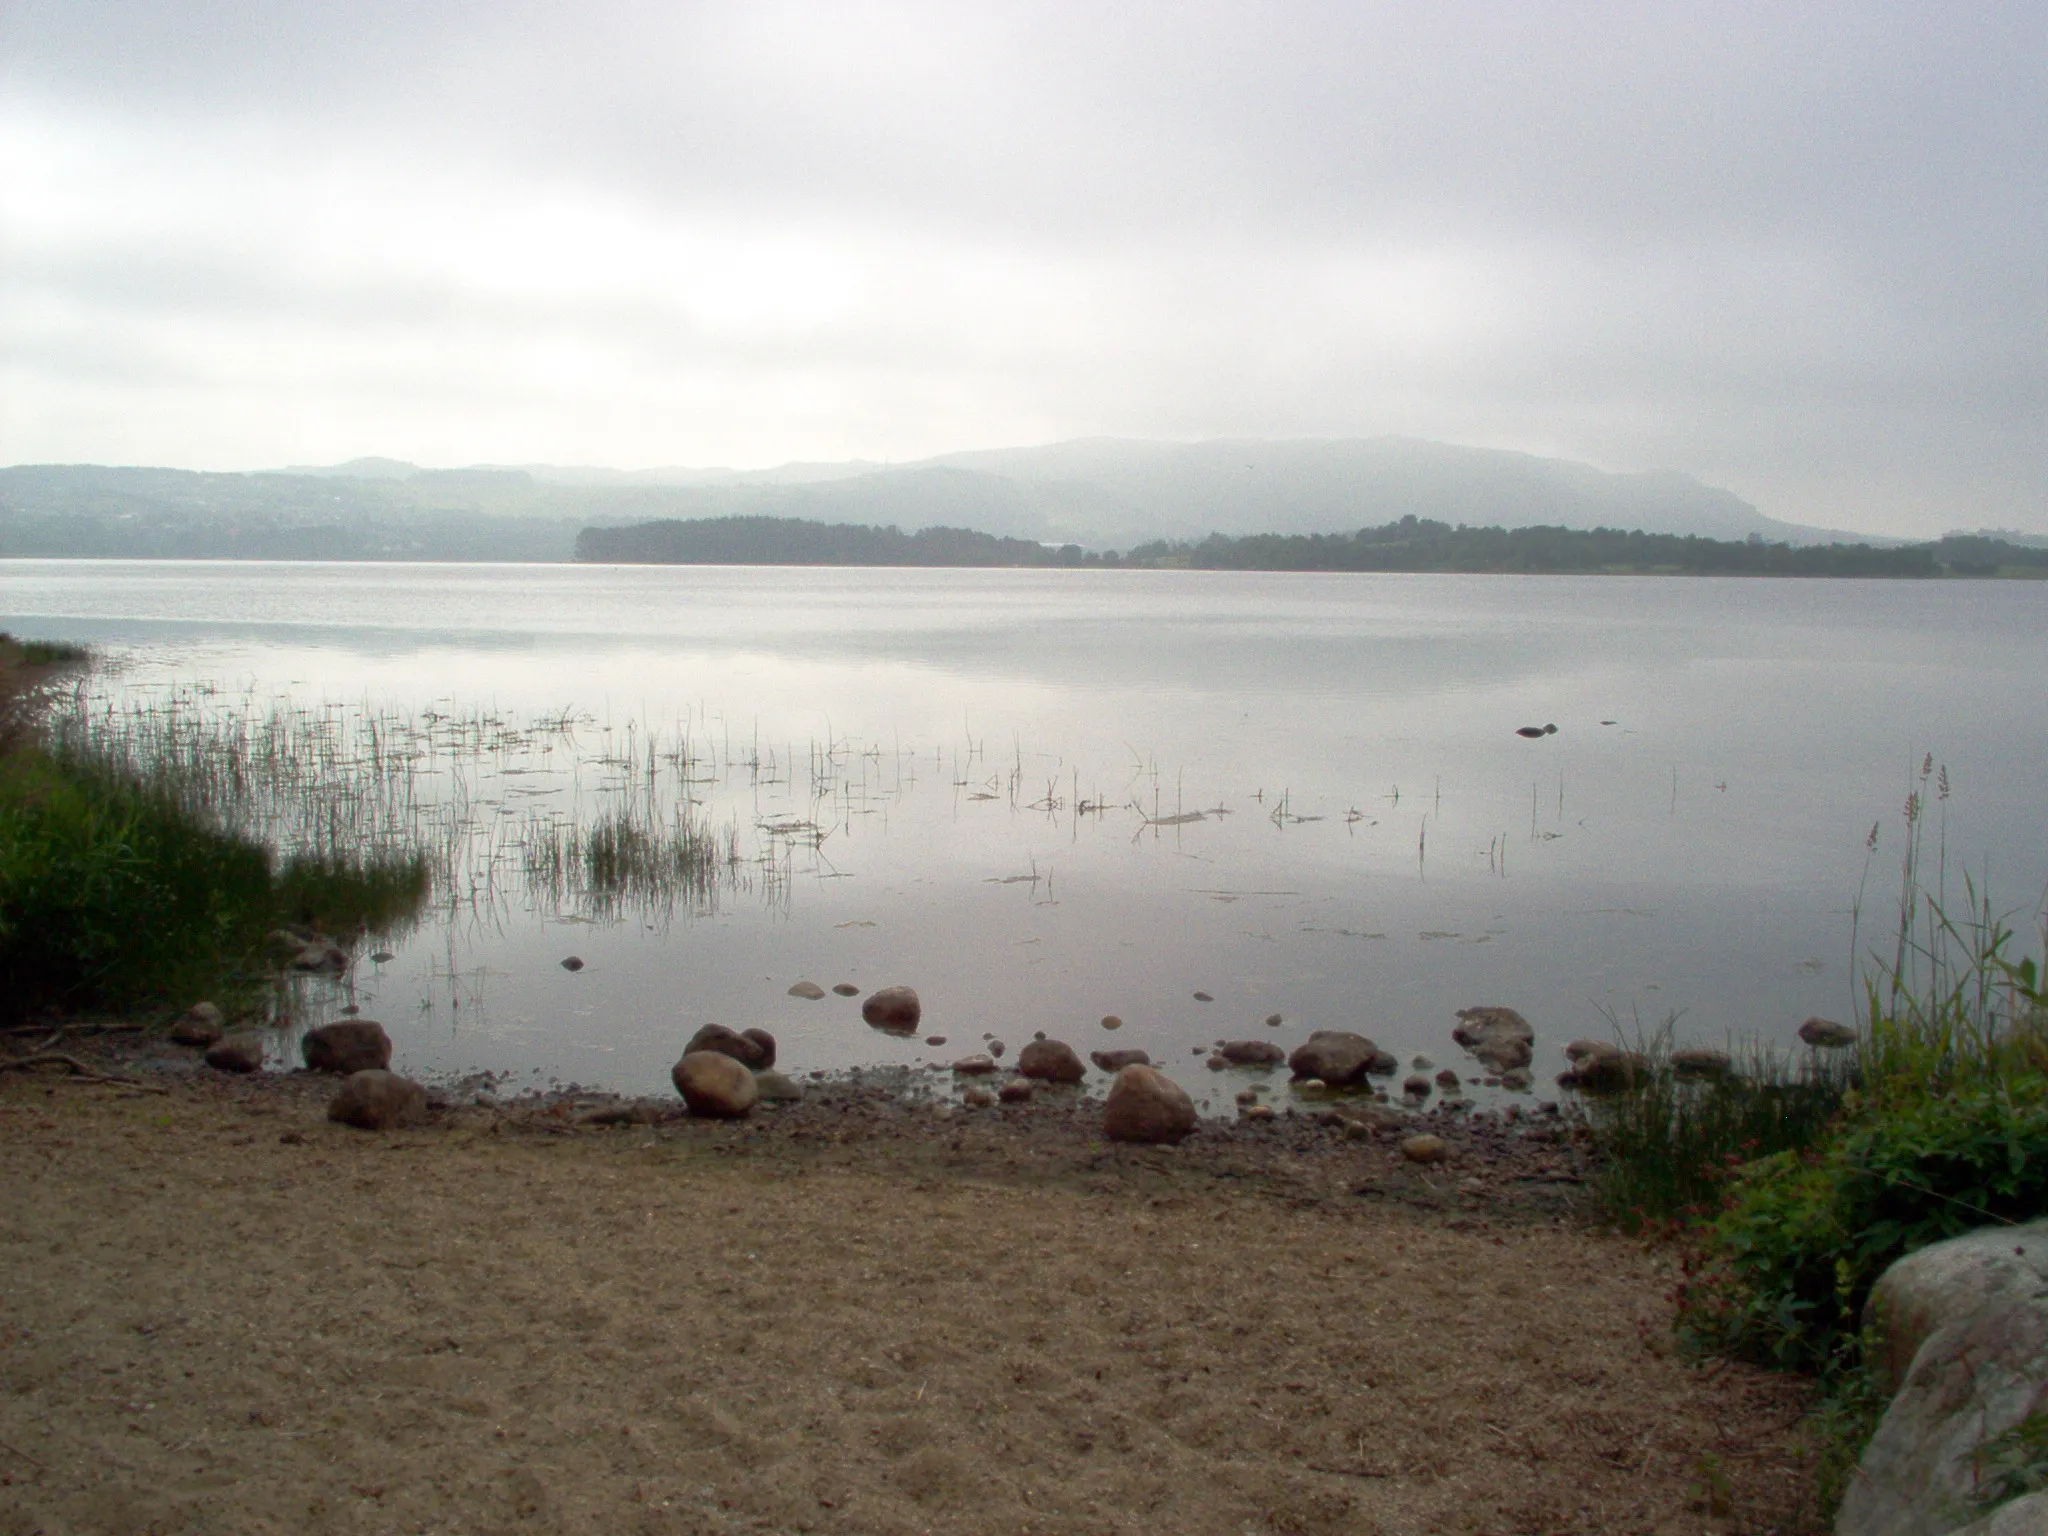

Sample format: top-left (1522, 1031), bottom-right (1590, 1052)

top-left (1192, 991), bottom-right (1214, 1002)
top-left (1100, 1015), bottom-right (1123, 1030)
top-left (1241, 1103), bottom-right (1275, 1122)
top-left (831, 983), bottom-right (860, 997)
top-left (962, 1086), bottom-right (994, 1108)
top-left (1265, 1013), bottom-right (1283, 1027)
top-left (998, 1079), bottom-right (1035, 1104)
top-left (787, 980), bottom-right (827, 1000)
top-left (560, 956), bottom-right (584, 971)
top-left (1401, 1134), bottom-right (1450, 1164)
top-left (951, 1055), bottom-right (997, 1075)
top-left (925, 1035), bottom-right (946, 1046)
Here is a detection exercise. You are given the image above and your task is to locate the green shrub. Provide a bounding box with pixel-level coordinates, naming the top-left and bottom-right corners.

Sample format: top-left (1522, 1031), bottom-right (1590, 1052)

top-left (1678, 1077), bottom-right (2048, 1371)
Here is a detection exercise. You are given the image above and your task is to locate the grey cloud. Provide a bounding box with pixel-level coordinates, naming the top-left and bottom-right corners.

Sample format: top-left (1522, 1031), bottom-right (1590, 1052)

top-left (1, 1), bottom-right (2043, 532)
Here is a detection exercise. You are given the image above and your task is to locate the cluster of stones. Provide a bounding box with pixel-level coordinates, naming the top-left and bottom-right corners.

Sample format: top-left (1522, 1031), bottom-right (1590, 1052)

top-left (170, 1000), bottom-right (432, 1131)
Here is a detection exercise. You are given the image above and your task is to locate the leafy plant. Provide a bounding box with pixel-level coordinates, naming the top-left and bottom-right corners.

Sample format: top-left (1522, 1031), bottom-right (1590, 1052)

top-left (1676, 1078), bottom-right (2048, 1372)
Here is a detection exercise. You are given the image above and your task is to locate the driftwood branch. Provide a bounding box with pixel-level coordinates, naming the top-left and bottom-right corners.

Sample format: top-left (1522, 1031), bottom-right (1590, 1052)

top-left (0, 1052), bottom-right (168, 1094)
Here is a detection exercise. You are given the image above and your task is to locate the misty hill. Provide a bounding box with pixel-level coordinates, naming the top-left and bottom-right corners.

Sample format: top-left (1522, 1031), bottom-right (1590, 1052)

top-left (576, 517), bottom-right (1070, 567)
top-left (578, 513), bottom-right (2046, 578)
top-left (518, 437), bottom-right (1884, 547)
top-left (2, 438), bottom-right (1890, 560)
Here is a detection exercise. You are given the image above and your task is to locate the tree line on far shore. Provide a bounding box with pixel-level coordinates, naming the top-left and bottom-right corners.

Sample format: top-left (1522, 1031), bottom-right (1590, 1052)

top-left (573, 514), bottom-right (2048, 577)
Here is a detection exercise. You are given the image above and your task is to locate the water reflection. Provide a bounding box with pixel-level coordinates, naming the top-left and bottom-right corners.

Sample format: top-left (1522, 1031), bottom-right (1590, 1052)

top-left (5, 560), bottom-right (2045, 1108)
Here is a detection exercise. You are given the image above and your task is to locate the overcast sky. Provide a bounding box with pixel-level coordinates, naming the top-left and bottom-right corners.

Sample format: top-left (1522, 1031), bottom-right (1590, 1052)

top-left (2, 2), bottom-right (2043, 535)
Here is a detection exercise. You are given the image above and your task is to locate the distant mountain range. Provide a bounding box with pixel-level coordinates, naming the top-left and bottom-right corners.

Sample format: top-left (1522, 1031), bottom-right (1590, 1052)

top-left (3, 437), bottom-right (1895, 560)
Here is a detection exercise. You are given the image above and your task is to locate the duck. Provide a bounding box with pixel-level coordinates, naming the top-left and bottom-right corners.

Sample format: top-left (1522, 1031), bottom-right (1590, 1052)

top-left (1515, 723), bottom-right (1558, 739)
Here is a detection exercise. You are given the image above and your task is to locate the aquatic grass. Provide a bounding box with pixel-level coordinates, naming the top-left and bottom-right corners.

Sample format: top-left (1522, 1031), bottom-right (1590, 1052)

top-left (0, 745), bottom-right (431, 1019)
top-left (1587, 1023), bottom-right (1856, 1232)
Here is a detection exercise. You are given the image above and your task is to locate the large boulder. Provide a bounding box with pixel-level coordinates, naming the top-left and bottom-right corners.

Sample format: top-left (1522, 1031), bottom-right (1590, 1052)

top-left (684, 1023), bottom-right (776, 1070)
top-left (1217, 1040), bottom-right (1286, 1067)
top-left (1287, 1030), bottom-right (1385, 1086)
top-left (1103, 1065), bottom-right (1196, 1144)
top-left (1016, 1039), bottom-right (1085, 1084)
top-left (301, 1021), bottom-right (393, 1074)
top-left (1866, 1220), bottom-right (2048, 1393)
top-left (1452, 1006), bottom-right (1534, 1072)
top-left (671, 1051), bottom-right (758, 1118)
top-left (327, 1069), bottom-right (429, 1131)
top-left (861, 986), bottom-right (921, 1033)
top-left (1840, 1222), bottom-right (2048, 1536)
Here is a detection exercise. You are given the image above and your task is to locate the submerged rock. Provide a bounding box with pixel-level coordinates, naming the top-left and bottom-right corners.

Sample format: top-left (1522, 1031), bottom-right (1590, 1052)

top-left (1670, 1048), bottom-right (1733, 1078)
top-left (328, 1069), bottom-right (429, 1131)
top-left (862, 986), bottom-right (922, 1033)
top-left (1218, 1040), bottom-right (1286, 1067)
top-left (831, 982), bottom-right (860, 997)
top-left (1287, 1030), bottom-right (1383, 1086)
top-left (1103, 1065), bottom-right (1196, 1144)
top-left (560, 955), bottom-right (584, 972)
top-left (302, 1021), bottom-right (393, 1075)
top-left (1452, 1006), bottom-right (1534, 1073)
top-left (1090, 1048), bottom-right (1151, 1073)
top-left (1799, 1017), bottom-right (1857, 1049)
top-left (1560, 1044), bottom-right (1650, 1092)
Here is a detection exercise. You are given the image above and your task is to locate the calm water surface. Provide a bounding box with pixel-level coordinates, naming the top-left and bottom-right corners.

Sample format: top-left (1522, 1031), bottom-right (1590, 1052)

top-left (6, 560), bottom-right (2045, 1108)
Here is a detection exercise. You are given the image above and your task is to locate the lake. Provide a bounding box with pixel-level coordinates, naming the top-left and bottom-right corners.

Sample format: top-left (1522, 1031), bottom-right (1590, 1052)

top-left (5, 559), bottom-right (2045, 1110)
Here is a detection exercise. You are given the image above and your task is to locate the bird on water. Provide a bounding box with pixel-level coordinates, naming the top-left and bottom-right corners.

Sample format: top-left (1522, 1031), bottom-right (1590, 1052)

top-left (1515, 723), bottom-right (1558, 739)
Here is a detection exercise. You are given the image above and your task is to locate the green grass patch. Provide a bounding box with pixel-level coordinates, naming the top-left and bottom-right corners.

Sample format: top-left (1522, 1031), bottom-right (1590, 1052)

top-left (0, 745), bottom-right (428, 1022)
top-left (1587, 1033), bottom-right (1853, 1231)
